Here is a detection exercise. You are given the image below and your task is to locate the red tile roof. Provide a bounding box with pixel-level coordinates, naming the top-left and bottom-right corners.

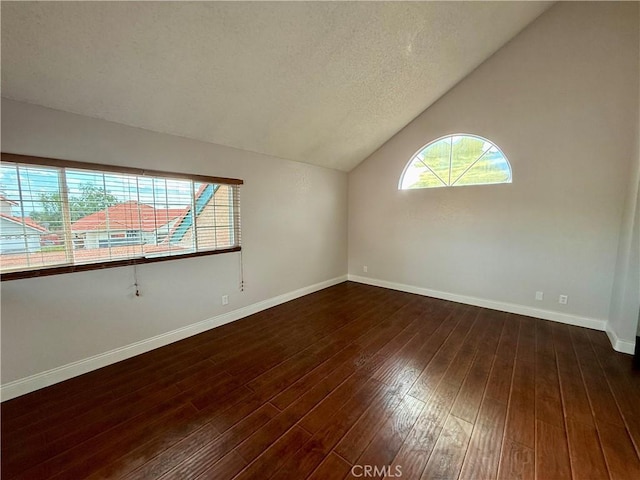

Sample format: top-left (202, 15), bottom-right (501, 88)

top-left (0, 214), bottom-right (48, 232)
top-left (71, 201), bottom-right (186, 232)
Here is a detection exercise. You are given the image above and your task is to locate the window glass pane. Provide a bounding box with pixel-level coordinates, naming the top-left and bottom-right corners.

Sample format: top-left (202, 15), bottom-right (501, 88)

top-left (449, 135), bottom-right (490, 184)
top-left (166, 179), bottom-right (199, 254)
top-left (419, 137), bottom-right (451, 185)
top-left (454, 147), bottom-right (512, 186)
top-left (0, 164), bottom-right (67, 271)
top-left (399, 134), bottom-right (511, 190)
top-left (400, 158), bottom-right (446, 189)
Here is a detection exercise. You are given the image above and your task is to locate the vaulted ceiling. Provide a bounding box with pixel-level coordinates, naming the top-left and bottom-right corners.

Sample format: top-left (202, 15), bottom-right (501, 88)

top-left (1, 1), bottom-right (552, 171)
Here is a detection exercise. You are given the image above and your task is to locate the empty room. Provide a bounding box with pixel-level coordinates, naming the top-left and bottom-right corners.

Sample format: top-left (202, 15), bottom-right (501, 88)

top-left (1, 1), bottom-right (639, 479)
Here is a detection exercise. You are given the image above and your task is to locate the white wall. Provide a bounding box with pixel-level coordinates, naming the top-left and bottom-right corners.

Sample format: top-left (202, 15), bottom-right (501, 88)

top-left (1, 99), bottom-right (348, 388)
top-left (608, 36), bottom-right (640, 350)
top-left (348, 2), bottom-right (639, 349)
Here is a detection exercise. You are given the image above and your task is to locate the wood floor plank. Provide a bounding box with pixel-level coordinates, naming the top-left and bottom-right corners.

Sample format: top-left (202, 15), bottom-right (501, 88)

top-left (535, 419), bottom-right (571, 480)
top-left (353, 393), bottom-right (425, 473)
top-left (587, 330), bottom-right (640, 457)
top-left (7, 391), bottom-right (195, 480)
top-left (458, 397), bottom-right (507, 480)
top-left (47, 403), bottom-right (200, 480)
top-left (624, 414), bottom-right (640, 461)
top-left (270, 299), bottom-right (421, 412)
top-left (85, 406), bottom-right (222, 479)
top-left (4, 282), bottom-right (639, 480)
top-left (450, 351), bottom-right (494, 424)
top-left (333, 384), bottom-right (409, 464)
top-left (409, 311), bottom-right (487, 403)
top-left (236, 368), bottom-right (384, 468)
top-left (496, 315), bottom-right (520, 360)
top-left (534, 345), bottom-right (564, 428)
top-left (308, 452), bottom-right (352, 480)
top-left (406, 307), bottom-right (478, 402)
top-left (497, 439), bottom-right (534, 480)
top-left (269, 377), bottom-right (387, 480)
top-left (535, 319), bottom-right (556, 360)
top-left (121, 423), bottom-right (220, 480)
top-left (297, 357), bottom-right (387, 434)
top-left (3, 348), bottom-right (209, 441)
top-left (194, 450), bottom-right (247, 480)
top-left (553, 324), bottom-right (595, 427)
top-left (152, 403), bottom-right (280, 479)
top-left (571, 327), bottom-right (625, 428)
top-left (4, 381), bottom-right (184, 470)
top-left (233, 426), bottom-right (310, 480)
top-left (270, 342), bottom-right (365, 410)
top-left (516, 316), bottom-right (537, 364)
top-left (565, 420), bottom-right (609, 480)
top-left (597, 420), bottom-right (640, 480)
top-left (420, 414), bottom-right (473, 480)
top-left (298, 311), bottom-right (423, 436)
top-left (476, 309), bottom-right (507, 355)
top-left (372, 302), bottom-right (455, 387)
top-left (386, 381), bottom-right (460, 480)
top-left (2, 340), bottom-right (200, 424)
top-left (484, 317), bottom-right (519, 405)
top-left (245, 295), bottom-right (409, 397)
top-left (504, 359), bottom-right (535, 449)
top-left (485, 354), bottom-right (516, 405)
top-left (592, 348), bottom-right (640, 420)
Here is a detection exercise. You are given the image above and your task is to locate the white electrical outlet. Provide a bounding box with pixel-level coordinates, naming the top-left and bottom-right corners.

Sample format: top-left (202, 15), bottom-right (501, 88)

top-left (363, 265), bottom-right (368, 273)
top-left (222, 295), bottom-right (229, 305)
top-left (559, 295), bottom-right (568, 305)
top-left (535, 291), bottom-right (544, 301)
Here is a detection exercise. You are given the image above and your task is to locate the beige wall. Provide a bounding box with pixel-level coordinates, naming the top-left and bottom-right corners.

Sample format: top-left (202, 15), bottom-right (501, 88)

top-left (1, 99), bottom-right (348, 385)
top-left (348, 2), bottom-right (639, 346)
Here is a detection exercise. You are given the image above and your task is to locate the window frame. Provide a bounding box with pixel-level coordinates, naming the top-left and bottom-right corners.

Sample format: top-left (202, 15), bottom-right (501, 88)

top-left (0, 152), bottom-right (243, 281)
top-left (398, 133), bottom-right (512, 190)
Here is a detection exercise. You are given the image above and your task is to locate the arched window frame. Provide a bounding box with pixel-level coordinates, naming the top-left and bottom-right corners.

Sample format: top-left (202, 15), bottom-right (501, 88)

top-left (398, 133), bottom-right (512, 190)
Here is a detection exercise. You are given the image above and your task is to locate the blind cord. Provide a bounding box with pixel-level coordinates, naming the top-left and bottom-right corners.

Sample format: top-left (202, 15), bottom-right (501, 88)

top-left (133, 265), bottom-right (140, 297)
top-left (239, 248), bottom-right (244, 292)
top-left (237, 185), bottom-right (244, 293)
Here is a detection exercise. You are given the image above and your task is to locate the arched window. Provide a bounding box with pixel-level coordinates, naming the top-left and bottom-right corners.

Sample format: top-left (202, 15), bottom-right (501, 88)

top-left (399, 134), bottom-right (512, 190)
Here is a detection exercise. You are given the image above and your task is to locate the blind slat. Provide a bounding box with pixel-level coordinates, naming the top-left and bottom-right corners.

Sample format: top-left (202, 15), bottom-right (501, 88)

top-left (0, 154), bottom-right (242, 280)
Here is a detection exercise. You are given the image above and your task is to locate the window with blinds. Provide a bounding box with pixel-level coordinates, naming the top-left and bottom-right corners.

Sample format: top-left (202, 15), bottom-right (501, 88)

top-left (0, 153), bottom-right (242, 280)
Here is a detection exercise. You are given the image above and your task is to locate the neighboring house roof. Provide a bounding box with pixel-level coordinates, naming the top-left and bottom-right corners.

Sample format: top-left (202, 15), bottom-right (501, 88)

top-left (0, 195), bottom-right (19, 206)
top-left (0, 214), bottom-right (48, 233)
top-left (71, 201), bottom-right (186, 232)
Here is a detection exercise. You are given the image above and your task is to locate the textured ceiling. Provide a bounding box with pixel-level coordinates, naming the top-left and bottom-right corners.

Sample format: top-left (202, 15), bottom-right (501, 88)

top-left (1, 1), bottom-right (552, 171)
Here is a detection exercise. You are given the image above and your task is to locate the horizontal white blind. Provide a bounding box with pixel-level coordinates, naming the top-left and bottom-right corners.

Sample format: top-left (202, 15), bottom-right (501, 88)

top-left (0, 157), bottom-right (241, 277)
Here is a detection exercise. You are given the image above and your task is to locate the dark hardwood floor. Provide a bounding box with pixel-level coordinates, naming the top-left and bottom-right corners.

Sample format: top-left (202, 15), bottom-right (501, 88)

top-left (2, 281), bottom-right (640, 479)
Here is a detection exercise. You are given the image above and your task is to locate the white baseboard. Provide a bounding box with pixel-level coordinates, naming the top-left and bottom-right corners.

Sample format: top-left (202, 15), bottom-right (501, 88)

top-left (605, 325), bottom-right (636, 355)
top-left (348, 274), bottom-right (610, 333)
top-left (1, 275), bottom-right (348, 402)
